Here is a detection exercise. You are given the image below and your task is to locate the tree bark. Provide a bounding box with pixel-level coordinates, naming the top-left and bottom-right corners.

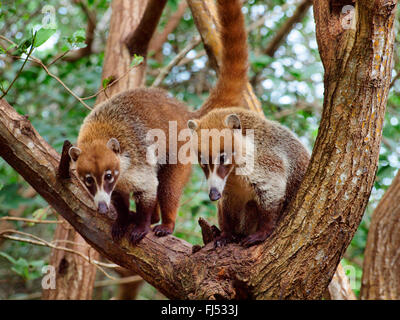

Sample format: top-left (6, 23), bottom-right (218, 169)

top-left (0, 0), bottom-right (396, 300)
top-left (41, 219), bottom-right (98, 300)
top-left (361, 170), bottom-right (400, 299)
top-left (97, 0), bottom-right (149, 101)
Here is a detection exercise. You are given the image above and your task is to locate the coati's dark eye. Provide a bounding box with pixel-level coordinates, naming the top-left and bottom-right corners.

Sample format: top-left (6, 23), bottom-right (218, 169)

top-left (85, 176), bottom-right (94, 186)
top-left (219, 153), bottom-right (227, 164)
top-left (104, 170), bottom-right (114, 183)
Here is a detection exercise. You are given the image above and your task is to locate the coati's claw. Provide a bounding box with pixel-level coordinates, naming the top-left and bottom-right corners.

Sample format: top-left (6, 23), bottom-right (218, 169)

top-left (111, 221), bottom-right (128, 241)
top-left (240, 232), bottom-right (268, 247)
top-left (153, 224), bottom-right (173, 237)
top-left (130, 226), bottom-right (150, 244)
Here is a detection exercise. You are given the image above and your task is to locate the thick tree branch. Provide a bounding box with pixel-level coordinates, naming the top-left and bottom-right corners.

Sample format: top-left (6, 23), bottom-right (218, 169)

top-left (124, 0), bottom-right (168, 57)
top-left (148, 1), bottom-right (189, 56)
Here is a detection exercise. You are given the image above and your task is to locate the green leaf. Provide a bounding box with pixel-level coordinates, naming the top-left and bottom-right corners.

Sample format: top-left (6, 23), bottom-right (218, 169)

top-left (130, 54), bottom-right (144, 67)
top-left (1, 252), bottom-right (46, 280)
top-left (102, 76), bottom-right (114, 89)
top-left (0, 251), bottom-right (17, 264)
top-left (33, 28), bottom-right (56, 47)
top-left (72, 29), bottom-right (86, 43)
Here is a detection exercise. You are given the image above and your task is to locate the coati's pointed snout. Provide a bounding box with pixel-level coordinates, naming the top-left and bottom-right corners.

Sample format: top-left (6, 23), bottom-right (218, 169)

top-left (209, 188), bottom-right (221, 201)
top-left (97, 201), bottom-right (109, 214)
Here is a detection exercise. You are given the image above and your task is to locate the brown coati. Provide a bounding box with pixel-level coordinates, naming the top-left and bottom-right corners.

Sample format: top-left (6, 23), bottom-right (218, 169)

top-left (69, 89), bottom-right (193, 243)
top-left (68, 0), bottom-right (249, 244)
top-left (187, 0), bottom-right (310, 247)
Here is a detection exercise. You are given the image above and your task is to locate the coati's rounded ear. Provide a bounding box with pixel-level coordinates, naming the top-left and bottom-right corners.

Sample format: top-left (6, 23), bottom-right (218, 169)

top-left (68, 146), bottom-right (81, 162)
top-left (225, 114), bottom-right (241, 129)
top-left (107, 138), bottom-right (120, 154)
top-left (187, 119), bottom-right (199, 132)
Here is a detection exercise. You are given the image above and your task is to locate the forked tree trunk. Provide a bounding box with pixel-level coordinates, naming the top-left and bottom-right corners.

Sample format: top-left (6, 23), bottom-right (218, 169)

top-left (361, 170), bottom-right (400, 299)
top-left (43, 0), bottom-right (149, 300)
top-left (188, 0), bottom-right (354, 298)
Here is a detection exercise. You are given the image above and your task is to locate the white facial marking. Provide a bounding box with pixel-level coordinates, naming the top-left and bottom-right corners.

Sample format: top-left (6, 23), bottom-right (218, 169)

top-left (94, 188), bottom-right (111, 207)
top-left (207, 165), bottom-right (229, 194)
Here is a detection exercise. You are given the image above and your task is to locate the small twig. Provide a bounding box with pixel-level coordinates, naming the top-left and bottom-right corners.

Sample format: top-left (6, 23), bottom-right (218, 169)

top-left (152, 36), bottom-right (201, 87)
top-left (81, 61), bottom-right (144, 101)
top-left (0, 33), bottom-right (36, 99)
top-left (0, 216), bottom-right (63, 224)
top-left (0, 35), bottom-right (17, 47)
top-left (390, 71), bottom-right (400, 88)
top-left (94, 275), bottom-right (142, 288)
top-left (0, 229), bottom-right (119, 279)
top-left (6, 53), bottom-right (93, 110)
top-left (47, 50), bottom-right (71, 67)
top-left (29, 56), bottom-right (92, 110)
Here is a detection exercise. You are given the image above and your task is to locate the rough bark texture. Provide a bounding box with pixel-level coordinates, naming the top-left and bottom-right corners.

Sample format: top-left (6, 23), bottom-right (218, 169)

top-left (361, 170), bottom-right (400, 299)
top-left (0, 0), bottom-right (396, 300)
top-left (186, 0), bottom-right (263, 114)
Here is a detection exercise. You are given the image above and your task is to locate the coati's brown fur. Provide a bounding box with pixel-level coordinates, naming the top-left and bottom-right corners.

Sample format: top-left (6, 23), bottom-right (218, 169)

top-left (69, 0), bottom-right (249, 244)
top-left (187, 0), bottom-right (311, 247)
top-left (70, 89), bottom-right (192, 243)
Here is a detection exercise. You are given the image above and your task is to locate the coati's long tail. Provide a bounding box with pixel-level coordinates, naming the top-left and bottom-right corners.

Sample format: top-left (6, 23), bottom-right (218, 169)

top-left (195, 0), bottom-right (248, 117)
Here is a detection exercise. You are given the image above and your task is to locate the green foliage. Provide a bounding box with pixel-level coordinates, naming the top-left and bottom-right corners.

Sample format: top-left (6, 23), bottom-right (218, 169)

top-left (0, 252), bottom-right (46, 281)
top-left (33, 28), bottom-right (57, 48)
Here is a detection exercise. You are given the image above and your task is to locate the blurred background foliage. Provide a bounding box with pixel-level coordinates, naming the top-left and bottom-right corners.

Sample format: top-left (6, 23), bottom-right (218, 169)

top-left (0, 0), bottom-right (399, 299)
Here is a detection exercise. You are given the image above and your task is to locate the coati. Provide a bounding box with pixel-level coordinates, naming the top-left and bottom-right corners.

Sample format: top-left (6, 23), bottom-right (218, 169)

top-left (187, 0), bottom-right (310, 247)
top-left (69, 89), bottom-right (192, 243)
top-left (68, 0), bottom-right (247, 244)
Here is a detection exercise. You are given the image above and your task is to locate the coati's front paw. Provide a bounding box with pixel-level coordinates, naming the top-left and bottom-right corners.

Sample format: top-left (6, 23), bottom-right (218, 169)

top-left (153, 224), bottom-right (173, 237)
top-left (130, 225), bottom-right (150, 244)
top-left (240, 231), bottom-right (269, 247)
top-left (111, 221), bottom-right (129, 241)
top-left (214, 234), bottom-right (234, 248)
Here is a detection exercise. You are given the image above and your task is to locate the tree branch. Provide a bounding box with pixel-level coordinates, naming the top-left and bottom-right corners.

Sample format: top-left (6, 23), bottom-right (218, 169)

top-left (361, 170), bottom-right (400, 299)
top-left (124, 0), bottom-right (168, 57)
top-left (265, 0), bottom-right (312, 57)
top-left (63, 0), bottom-right (97, 62)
